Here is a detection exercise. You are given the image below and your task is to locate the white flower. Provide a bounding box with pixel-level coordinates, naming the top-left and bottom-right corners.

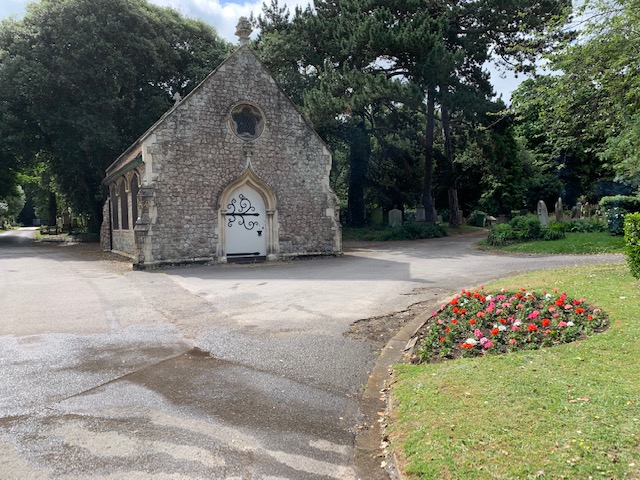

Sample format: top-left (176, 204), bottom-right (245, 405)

top-left (485, 295), bottom-right (493, 302)
top-left (567, 321), bottom-right (575, 327)
top-left (545, 293), bottom-right (552, 299)
top-left (465, 338), bottom-right (478, 346)
top-left (514, 320), bottom-right (522, 327)
top-left (498, 325), bottom-right (507, 332)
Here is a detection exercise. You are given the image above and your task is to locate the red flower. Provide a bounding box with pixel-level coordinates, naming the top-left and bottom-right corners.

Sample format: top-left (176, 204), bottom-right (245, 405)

top-left (469, 318), bottom-right (477, 325)
top-left (527, 323), bottom-right (538, 332)
top-left (555, 299), bottom-right (564, 306)
top-left (452, 307), bottom-right (459, 314)
top-left (576, 308), bottom-right (585, 314)
top-left (445, 327), bottom-right (451, 333)
top-left (450, 298), bottom-right (459, 305)
top-left (461, 342), bottom-right (474, 349)
top-left (460, 309), bottom-right (467, 314)
top-left (440, 337), bottom-right (446, 342)
top-left (498, 318), bottom-right (507, 325)
top-left (452, 319), bottom-right (458, 325)
top-left (541, 318), bottom-right (550, 327)
top-left (491, 328), bottom-right (500, 335)
top-left (587, 315), bottom-right (593, 321)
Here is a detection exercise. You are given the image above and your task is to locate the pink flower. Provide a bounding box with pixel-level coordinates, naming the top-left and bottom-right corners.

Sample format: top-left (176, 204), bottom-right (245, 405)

top-left (565, 304), bottom-right (573, 310)
top-left (548, 306), bottom-right (555, 312)
top-left (558, 321), bottom-right (567, 327)
top-left (512, 325), bottom-right (520, 331)
top-left (528, 310), bottom-right (540, 319)
top-left (474, 329), bottom-right (484, 338)
top-left (479, 337), bottom-right (489, 346)
top-left (509, 339), bottom-right (517, 345)
top-left (552, 313), bottom-right (559, 318)
top-left (483, 340), bottom-right (494, 349)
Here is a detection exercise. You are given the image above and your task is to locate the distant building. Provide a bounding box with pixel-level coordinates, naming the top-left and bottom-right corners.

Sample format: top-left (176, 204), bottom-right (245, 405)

top-left (101, 18), bottom-right (341, 268)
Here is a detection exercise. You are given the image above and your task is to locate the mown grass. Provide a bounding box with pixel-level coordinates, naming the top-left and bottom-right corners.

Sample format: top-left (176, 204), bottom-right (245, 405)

top-left (389, 263), bottom-right (640, 479)
top-left (479, 231), bottom-right (625, 255)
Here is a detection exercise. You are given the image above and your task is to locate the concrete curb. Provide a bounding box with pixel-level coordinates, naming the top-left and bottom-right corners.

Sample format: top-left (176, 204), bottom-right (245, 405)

top-left (353, 298), bottom-right (446, 480)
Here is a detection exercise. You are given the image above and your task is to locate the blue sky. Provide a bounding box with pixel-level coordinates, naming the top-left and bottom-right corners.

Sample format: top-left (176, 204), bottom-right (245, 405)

top-left (0, 0), bottom-right (522, 102)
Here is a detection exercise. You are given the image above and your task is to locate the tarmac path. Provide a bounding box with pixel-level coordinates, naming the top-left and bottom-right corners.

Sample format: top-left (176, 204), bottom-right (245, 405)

top-left (0, 227), bottom-right (623, 479)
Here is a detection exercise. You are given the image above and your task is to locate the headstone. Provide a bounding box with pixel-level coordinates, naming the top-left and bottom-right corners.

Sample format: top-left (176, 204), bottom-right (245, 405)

top-left (370, 207), bottom-right (384, 226)
top-left (388, 209), bottom-right (402, 227)
top-left (416, 205), bottom-right (426, 222)
top-left (575, 201), bottom-right (583, 219)
top-left (63, 211), bottom-right (72, 231)
top-left (537, 200), bottom-right (549, 227)
top-left (555, 197), bottom-right (563, 222)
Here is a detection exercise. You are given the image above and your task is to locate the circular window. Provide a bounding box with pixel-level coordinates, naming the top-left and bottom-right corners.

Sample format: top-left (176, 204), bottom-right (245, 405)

top-left (229, 104), bottom-right (264, 141)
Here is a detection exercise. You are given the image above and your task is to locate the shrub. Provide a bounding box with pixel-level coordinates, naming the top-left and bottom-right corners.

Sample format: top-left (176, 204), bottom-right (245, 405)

top-left (599, 195), bottom-right (640, 212)
top-left (564, 218), bottom-right (607, 233)
top-left (624, 213), bottom-right (640, 279)
top-left (509, 214), bottom-right (541, 240)
top-left (381, 221), bottom-right (447, 240)
top-left (605, 206), bottom-right (627, 236)
top-left (487, 223), bottom-right (516, 246)
top-left (542, 222), bottom-right (566, 241)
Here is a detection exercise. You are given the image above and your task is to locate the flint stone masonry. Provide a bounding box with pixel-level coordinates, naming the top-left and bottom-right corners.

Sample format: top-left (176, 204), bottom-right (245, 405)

top-left (101, 42), bottom-right (341, 267)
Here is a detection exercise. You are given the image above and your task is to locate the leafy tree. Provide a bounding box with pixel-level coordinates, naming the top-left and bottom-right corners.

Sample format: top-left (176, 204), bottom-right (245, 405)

top-left (0, 0), bottom-right (231, 229)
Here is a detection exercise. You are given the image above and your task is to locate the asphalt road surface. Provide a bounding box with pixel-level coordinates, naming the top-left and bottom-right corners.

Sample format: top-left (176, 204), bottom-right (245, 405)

top-left (0, 227), bottom-right (622, 479)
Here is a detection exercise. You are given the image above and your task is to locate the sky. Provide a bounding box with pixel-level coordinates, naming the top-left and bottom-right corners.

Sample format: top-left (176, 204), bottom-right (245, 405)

top-left (0, 0), bottom-right (523, 102)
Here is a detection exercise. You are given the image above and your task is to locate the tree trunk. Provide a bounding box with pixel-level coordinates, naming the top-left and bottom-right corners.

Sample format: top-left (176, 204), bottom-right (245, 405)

top-left (421, 88), bottom-right (436, 223)
top-left (47, 191), bottom-right (57, 226)
top-left (346, 121), bottom-right (370, 227)
top-left (441, 102), bottom-right (459, 227)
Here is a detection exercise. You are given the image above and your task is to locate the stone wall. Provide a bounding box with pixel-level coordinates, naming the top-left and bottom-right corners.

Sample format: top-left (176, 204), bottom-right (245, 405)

top-left (133, 45), bottom-right (340, 266)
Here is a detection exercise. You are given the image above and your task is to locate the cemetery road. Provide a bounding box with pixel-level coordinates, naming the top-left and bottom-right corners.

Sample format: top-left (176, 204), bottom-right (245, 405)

top-left (0, 227), bottom-right (623, 479)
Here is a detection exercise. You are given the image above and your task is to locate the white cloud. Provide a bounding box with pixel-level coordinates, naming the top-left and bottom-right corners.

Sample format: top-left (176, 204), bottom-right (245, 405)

top-left (148, 0), bottom-right (311, 43)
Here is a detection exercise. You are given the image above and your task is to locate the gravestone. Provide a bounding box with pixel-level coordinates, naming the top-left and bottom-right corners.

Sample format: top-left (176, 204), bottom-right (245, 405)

top-left (555, 197), bottom-right (563, 222)
top-left (416, 205), bottom-right (426, 222)
top-left (371, 207), bottom-right (384, 226)
top-left (537, 200), bottom-right (549, 227)
top-left (388, 209), bottom-right (403, 227)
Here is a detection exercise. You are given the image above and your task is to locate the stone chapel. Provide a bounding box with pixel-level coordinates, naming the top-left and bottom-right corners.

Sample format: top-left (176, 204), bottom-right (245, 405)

top-left (100, 18), bottom-right (342, 267)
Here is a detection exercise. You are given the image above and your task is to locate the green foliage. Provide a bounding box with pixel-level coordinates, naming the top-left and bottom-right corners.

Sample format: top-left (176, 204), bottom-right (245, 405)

top-left (381, 221), bottom-right (447, 241)
top-left (624, 212), bottom-right (640, 279)
top-left (0, 0), bottom-right (231, 227)
top-left (509, 214), bottom-right (541, 240)
top-left (487, 216), bottom-right (567, 245)
top-left (599, 195), bottom-right (640, 212)
top-left (0, 185), bottom-right (26, 226)
top-left (605, 206), bottom-right (627, 236)
top-left (486, 223), bottom-right (514, 246)
top-left (542, 221), bottom-right (566, 241)
top-left (563, 218), bottom-right (607, 233)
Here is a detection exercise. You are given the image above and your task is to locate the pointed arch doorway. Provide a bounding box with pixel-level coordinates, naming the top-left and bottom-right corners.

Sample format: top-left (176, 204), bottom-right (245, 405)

top-left (219, 167), bottom-right (277, 262)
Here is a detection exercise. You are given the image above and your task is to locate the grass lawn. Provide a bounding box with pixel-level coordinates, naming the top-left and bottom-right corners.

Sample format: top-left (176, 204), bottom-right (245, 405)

top-left (480, 231), bottom-right (625, 255)
top-left (389, 263), bottom-right (640, 479)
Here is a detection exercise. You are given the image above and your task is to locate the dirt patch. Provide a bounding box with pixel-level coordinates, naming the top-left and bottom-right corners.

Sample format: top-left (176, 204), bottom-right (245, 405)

top-left (345, 301), bottom-right (437, 351)
top-left (36, 240), bottom-right (133, 273)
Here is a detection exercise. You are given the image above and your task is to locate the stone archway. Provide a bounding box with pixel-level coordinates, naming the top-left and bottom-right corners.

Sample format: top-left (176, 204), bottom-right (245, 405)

top-left (218, 166), bottom-right (277, 262)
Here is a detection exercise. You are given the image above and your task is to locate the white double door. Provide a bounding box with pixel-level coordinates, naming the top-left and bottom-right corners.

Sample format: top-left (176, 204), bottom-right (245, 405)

top-left (224, 184), bottom-right (267, 258)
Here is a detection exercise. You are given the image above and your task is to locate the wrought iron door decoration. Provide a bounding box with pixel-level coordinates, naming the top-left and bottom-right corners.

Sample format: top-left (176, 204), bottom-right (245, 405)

top-left (225, 194), bottom-right (260, 230)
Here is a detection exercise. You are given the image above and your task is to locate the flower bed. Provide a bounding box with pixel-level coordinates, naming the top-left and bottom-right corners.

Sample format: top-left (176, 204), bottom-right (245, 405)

top-left (416, 287), bottom-right (609, 362)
